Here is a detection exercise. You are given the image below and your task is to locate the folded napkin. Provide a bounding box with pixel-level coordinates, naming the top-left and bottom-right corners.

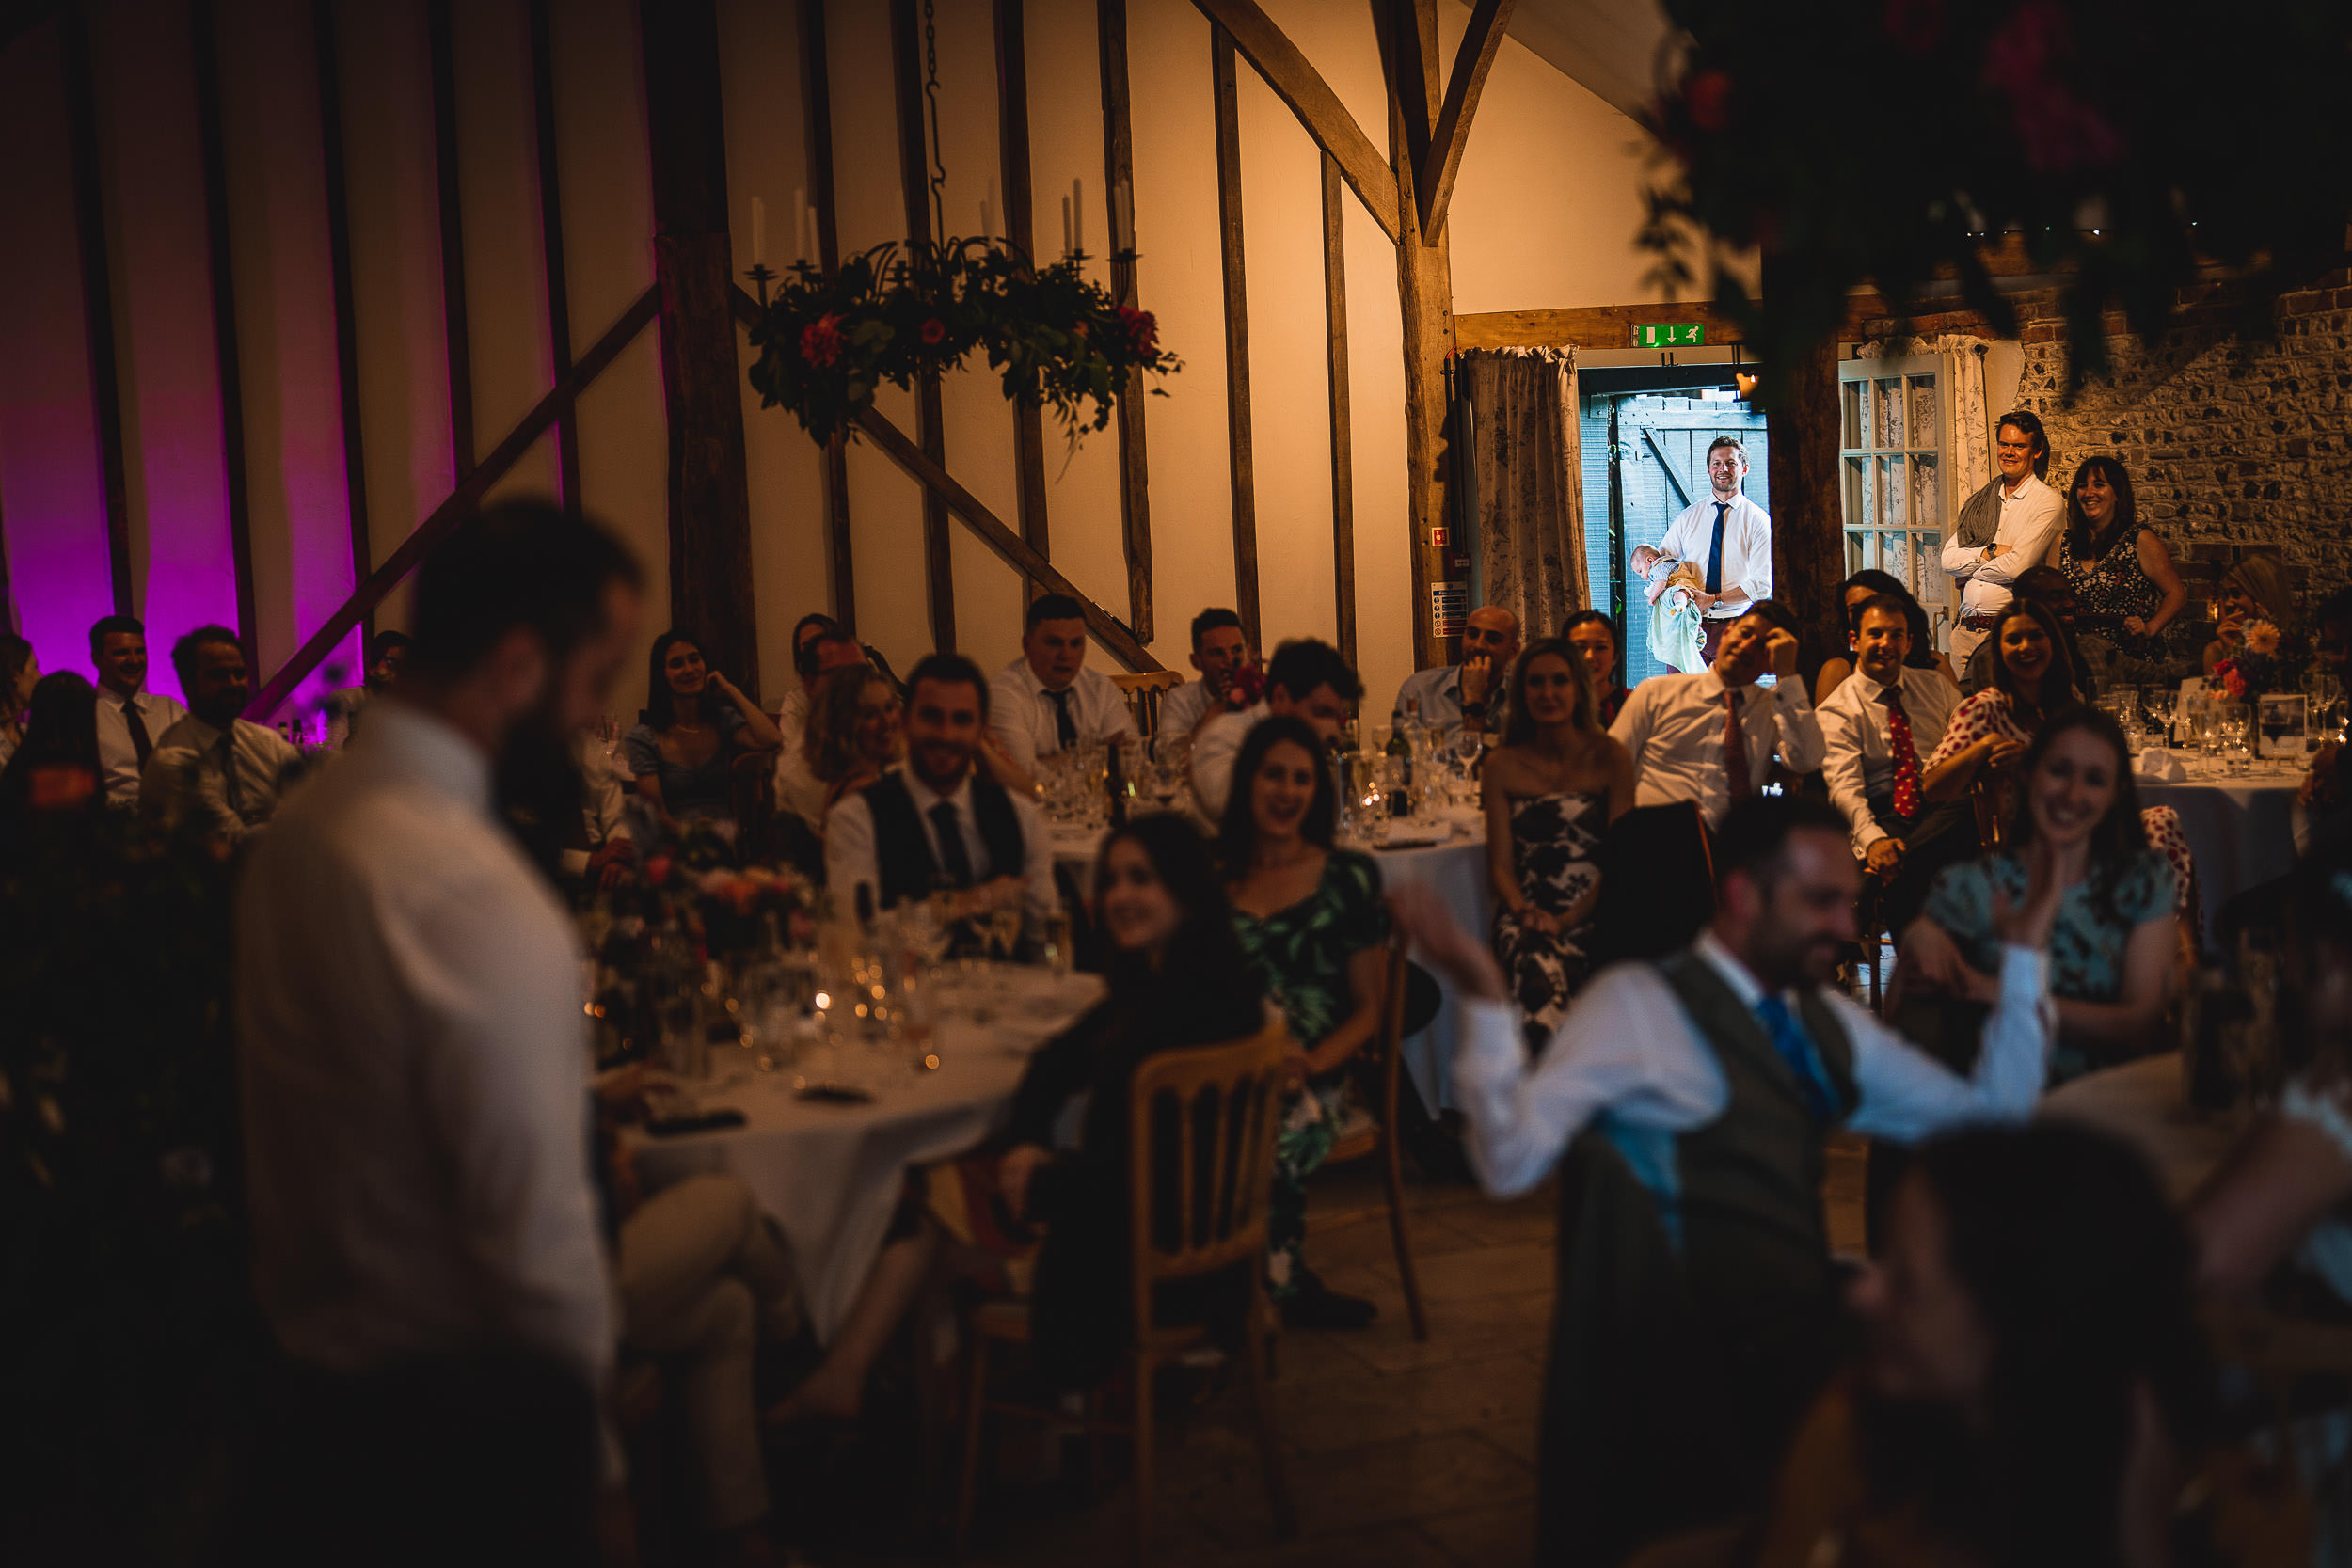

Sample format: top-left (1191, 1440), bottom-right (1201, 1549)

top-left (2136, 748), bottom-right (2187, 783)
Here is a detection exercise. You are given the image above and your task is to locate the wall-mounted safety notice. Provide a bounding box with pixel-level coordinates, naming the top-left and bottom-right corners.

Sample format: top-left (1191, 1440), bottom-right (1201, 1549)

top-left (1431, 581), bottom-right (1468, 639)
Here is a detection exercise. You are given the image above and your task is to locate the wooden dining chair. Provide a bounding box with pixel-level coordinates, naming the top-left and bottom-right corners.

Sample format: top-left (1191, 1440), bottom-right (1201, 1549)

top-left (1111, 670), bottom-right (1184, 743)
top-left (1312, 929), bottom-right (1429, 1338)
top-left (953, 1019), bottom-right (1297, 1563)
top-left (728, 748), bottom-right (782, 861)
top-left (1968, 776), bottom-right (2005, 850)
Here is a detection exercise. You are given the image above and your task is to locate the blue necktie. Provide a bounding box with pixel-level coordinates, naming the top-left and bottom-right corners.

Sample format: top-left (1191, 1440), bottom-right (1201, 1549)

top-left (1754, 994), bottom-right (1836, 1125)
top-left (1704, 501), bottom-right (1729, 594)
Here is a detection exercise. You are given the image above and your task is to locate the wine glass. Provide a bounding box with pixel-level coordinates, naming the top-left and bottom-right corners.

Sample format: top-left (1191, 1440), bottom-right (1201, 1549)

top-left (2216, 703), bottom-right (2252, 774)
top-left (2141, 687), bottom-right (2176, 747)
top-left (988, 904), bottom-right (1025, 966)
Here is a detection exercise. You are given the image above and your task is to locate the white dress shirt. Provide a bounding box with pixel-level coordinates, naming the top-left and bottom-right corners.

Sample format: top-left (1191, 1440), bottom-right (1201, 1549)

top-left (1607, 670), bottom-right (1826, 825)
top-left (1454, 928), bottom-right (2053, 1198)
top-left (1941, 472), bottom-right (2064, 623)
top-left (1159, 678), bottom-right (1217, 742)
top-left (140, 712), bottom-right (303, 842)
top-left (235, 702), bottom-right (614, 1454)
top-left (825, 764), bottom-right (1056, 926)
top-left (1187, 701), bottom-right (1273, 823)
top-left (1391, 664), bottom-right (1505, 743)
top-left (988, 658), bottom-right (1136, 763)
top-left (94, 686), bottom-right (187, 804)
top-left (1818, 665), bottom-right (1963, 853)
top-left (1656, 491), bottom-right (1773, 617)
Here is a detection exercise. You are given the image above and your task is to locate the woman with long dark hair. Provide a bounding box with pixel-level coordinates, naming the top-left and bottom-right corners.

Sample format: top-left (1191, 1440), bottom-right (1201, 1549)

top-left (622, 630), bottom-right (781, 832)
top-left (1484, 638), bottom-right (1633, 1050)
top-left (1812, 568), bottom-right (1957, 705)
top-left (1919, 597), bottom-right (2077, 807)
top-left (2060, 457), bottom-right (2187, 669)
top-left (1561, 610), bottom-right (1630, 728)
top-left (1745, 1121), bottom-right (2209, 1568)
top-left (0, 672), bottom-right (104, 825)
top-left (1901, 707), bottom-right (2177, 1084)
top-left (1220, 715), bottom-right (1389, 1329)
top-left (802, 665), bottom-right (903, 829)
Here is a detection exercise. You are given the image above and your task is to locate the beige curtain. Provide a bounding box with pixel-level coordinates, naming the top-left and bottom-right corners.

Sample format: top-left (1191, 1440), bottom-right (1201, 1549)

top-left (1460, 347), bottom-right (1585, 639)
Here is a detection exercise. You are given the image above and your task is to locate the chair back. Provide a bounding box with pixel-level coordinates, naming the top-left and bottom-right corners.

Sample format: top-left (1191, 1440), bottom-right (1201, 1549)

top-left (1113, 670), bottom-right (1184, 742)
top-left (1126, 1017), bottom-right (1289, 1337)
top-left (730, 749), bottom-right (782, 861)
top-left (1368, 928), bottom-right (1410, 1131)
top-left (1590, 800), bottom-right (1716, 966)
top-left (1970, 776), bottom-right (2004, 850)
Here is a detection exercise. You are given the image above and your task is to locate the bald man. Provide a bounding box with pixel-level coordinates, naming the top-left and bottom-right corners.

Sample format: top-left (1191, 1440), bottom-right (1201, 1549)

top-left (1391, 605), bottom-right (1521, 745)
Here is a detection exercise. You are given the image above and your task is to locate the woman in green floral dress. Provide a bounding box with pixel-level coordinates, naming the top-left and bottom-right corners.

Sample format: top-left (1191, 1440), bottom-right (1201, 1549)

top-left (1219, 715), bottom-right (1391, 1329)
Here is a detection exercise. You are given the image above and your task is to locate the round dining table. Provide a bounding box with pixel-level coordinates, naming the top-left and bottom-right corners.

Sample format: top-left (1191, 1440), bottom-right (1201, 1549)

top-left (628, 966), bottom-right (1105, 1343)
top-left (2037, 1051), bottom-right (2252, 1202)
top-left (1354, 814), bottom-right (1494, 1113)
top-left (2135, 760), bottom-right (2306, 943)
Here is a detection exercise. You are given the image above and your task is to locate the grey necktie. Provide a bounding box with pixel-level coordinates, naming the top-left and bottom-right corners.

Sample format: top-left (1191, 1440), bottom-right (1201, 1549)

top-left (218, 732), bottom-right (247, 819)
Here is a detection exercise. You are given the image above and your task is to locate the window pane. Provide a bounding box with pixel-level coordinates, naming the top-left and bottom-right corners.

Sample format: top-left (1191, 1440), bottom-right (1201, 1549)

top-left (1845, 457), bottom-right (1869, 528)
top-left (1843, 381), bottom-right (1865, 450)
top-left (1915, 531), bottom-right (1947, 606)
top-left (1881, 531), bottom-right (1909, 588)
top-left (1910, 376), bottom-right (1938, 451)
top-left (1912, 455), bottom-right (1940, 531)
top-left (1877, 379), bottom-right (1904, 449)
top-left (1846, 532), bottom-right (1866, 577)
top-left (1885, 455), bottom-right (1906, 529)
top-left (1854, 457), bottom-right (1876, 529)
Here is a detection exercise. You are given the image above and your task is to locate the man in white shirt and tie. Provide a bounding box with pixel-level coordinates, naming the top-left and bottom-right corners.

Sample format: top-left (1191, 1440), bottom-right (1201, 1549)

top-left (1393, 795), bottom-right (2062, 1566)
top-left (141, 626), bottom-right (303, 846)
top-left (1158, 607), bottom-right (1252, 743)
top-left (88, 613), bottom-right (186, 806)
top-left (1607, 600), bottom-right (1826, 826)
top-left (1651, 437), bottom-right (1772, 671)
top-left (1189, 637), bottom-right (1362, 821)
top-left (831, 652), bottom-right (1056, 929)
top-left (1942, 409), bottom-right (2065, 669)
top-left (237, 502), bottom-right (645, 1555)
top-left (988, 593), bottom-right (1137, 793)
top-left (1818, 593), bottom-right (1968, 935)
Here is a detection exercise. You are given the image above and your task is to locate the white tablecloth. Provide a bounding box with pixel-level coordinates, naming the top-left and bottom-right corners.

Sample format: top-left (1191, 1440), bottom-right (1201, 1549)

top-left (2038, 1051), bottom-right (2249, 1202)
top-left (629, 968), bottom-right (1104, 1342)
top-left (1359, 816), bottom-right (1493, 1113)
top-left (2136, 768), bottom-right (2304, 941)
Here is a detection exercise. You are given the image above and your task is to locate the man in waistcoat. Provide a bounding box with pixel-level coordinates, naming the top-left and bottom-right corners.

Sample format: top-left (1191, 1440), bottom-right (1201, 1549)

top-left (1393, 795), bottom-right (2061, 1567)
top-left (826, 652), bottom-right (1054, 928)
top-left (1942, 409), bottom-right (2064, 669)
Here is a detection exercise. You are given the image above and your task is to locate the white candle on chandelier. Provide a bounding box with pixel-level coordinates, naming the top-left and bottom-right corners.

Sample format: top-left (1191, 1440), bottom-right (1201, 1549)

top-left (752, 196), bottom-right (767, 266)
top-left (1072, 177), bottom-right (1084, 256)
top-left (1060, 193), bottom-right (1073, 258)
top-left (791, 186), bottom-right (806, 264)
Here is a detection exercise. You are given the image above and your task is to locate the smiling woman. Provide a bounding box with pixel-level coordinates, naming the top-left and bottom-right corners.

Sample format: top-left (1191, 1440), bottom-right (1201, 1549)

top-left (623, 629), bottom-right (783, 834)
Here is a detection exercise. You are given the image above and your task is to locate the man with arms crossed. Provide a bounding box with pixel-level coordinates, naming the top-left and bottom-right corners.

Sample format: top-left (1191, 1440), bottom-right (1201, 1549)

top-left (1943, 409), bottom-right (2063, 669)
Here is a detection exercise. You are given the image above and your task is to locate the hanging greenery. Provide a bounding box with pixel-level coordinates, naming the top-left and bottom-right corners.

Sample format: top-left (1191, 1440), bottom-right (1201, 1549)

top-left (746, 239), bottom-right (1180, 446)
top-left (1639, 0), bottom-right (2352, 404)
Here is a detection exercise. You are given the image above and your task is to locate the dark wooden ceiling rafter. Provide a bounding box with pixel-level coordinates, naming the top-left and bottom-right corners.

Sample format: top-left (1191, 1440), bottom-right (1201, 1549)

top-left (527, 0), bottom-right (581, 515)
top-left (60, 3), bottom-right (134, 617)
top-left (1210, 24), bottom-right (1261, 650)
top-left (795, 0), bottom-right (855, 635)
top-left (1419, 0), bottom-right (1514, 240)
top-left (191, 0), bottom-right (260, 665)
top-left (311, 0), bottom-right (375, 645)
top-left (888, 0), bottom-right (957, 653)
top-left (1321, 152), bottom-right (1357, 668)
top-left (1096, 0), bottom-right (1153, 643)
top-left (992, 0), bottom-right (1054, 602)
top-left (424, 0), bottom-right (475, 476)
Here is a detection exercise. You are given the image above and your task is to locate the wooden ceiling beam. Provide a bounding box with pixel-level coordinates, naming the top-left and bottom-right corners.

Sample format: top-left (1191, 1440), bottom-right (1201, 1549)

top-left (1189, 0), bottom-right (1400, 245)
top-left (1417, 0), bottom-right (1512, 241)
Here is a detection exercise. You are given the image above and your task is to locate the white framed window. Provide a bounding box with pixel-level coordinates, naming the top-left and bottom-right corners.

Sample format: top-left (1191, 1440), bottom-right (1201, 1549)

top-left (1838, 355), bottom-right (1953, 646)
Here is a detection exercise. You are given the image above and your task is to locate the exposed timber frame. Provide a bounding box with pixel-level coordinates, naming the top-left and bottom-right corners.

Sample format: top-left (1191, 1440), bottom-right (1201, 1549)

top-left (795, 0), bottom-right (856, 633)
top-left (889, 0), bottom-right (957, 652)
top-left (191, 0), bottom-right (260, 663)
top-left (311, 0), bottom-right (374, 642)
top-left (1097, 0), bottom-right (1154, 641)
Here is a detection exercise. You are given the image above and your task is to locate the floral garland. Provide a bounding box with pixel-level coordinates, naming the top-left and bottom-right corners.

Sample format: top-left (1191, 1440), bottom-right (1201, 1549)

top-left (746, 238), bottom-right (1180, 446)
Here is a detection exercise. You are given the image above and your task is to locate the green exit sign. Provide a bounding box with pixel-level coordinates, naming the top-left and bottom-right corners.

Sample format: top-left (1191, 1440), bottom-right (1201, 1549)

top-left (1635, 322), bottom-right (1707, 348)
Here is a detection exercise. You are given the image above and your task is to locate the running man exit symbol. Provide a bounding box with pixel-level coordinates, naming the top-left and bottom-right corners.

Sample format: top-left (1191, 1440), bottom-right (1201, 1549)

top-left (1634, 323), bottom-right (1707, 348)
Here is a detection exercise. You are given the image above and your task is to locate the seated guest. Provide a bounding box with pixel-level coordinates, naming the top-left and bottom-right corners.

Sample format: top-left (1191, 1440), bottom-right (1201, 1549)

top-left (1608, 599), bottom-right (1825, 827)
top-left (776, 611), bottom-right (842, 758)
top-left (774, 628), bottom-right (870, 831)
top-left (0, 671), bottom-right (104, 828)
top-left (987, 592), bottom-right (1136, 790)
top-left (827, 653), bottom-right (1053, 926)
top-left (1189, 637), bottom-right (1361, 820)
top-left (142, 626), bottom-right (303, 846)
top-left (1221, 715), bottom-right (1391, 1328)
top-left (0, 633), bottom-right (38, 768)
top-left (624, 630), bottom-right (783, 834)
top-left (768, 815), bottom-right (1267, 1421)
top-left (89, 613), bottom-right (186, 808)
top-left (564, 729), bottom-right (636, 888)
top-left (805, 664), bottom-right (903, 827)
top-left (1922, 597), bottom-right (2074, 809)
top-left (2201, 552), bottom-right (2298, 677)
top-left (1960, 565), bottom-right (2097, 699)
top-left (1900, 707), bottom-right (2175, 1085)
top-left (1562, 610), bottom-right (1630, 728)
top-left (2293, 591), bottom-right (2352, 831)
top-left (1819, 594), bottom-right (1969, 937)
top-left (1484, 637), bottom-right (1634, 1050)
top-left (1391, 604), bottom-right (1520, 745)
top-left (1396, 795), bottom-right (2059, 1568)
top-left (1743, 1123), bottom-right (2207, 1568)
top-left (1811, 568), bottom-right (1956, 705)
top-left (1158, 607), bottom-right (1255, 744)
top-left (326, 629), bottom-right (411, 749)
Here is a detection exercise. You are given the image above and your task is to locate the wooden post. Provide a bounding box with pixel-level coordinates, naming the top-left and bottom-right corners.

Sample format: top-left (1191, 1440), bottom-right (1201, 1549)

top-left (1386, 0), bottom-right (1454, 673)
top-left (425, 0), bottom-right (475, 476)
top-left (312, 0), bottom-right (374, 642)
top-left (1210, 24), bottom-right (1261, 648)
top-left (640, 0), bottom-right (762, 697)
top-left (528, 0), bottom-right (581, 514)
top-left (890, 0), bottom-right (956, 653)
top-left (1321, 154), bottom-right (1357, 668)
top-left (795, 0), bottom-right (855, 635)
top-left (62, 5), bottom-right (133, 617)
top-left (1764, 266), bottom-right (1843, 686)
top-left (1098, 0), bottom-right (1153, 641)
top-left (993, 0), bottom-right (1052, 599)
top-left (193, 0), bottom-right (259, 664)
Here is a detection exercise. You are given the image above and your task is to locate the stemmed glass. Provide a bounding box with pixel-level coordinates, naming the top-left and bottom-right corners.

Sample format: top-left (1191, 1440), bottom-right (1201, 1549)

top-left (2217, 703), bottom-right (2253, 774)
top-left (2141, 687), bottom-right (2176, 747)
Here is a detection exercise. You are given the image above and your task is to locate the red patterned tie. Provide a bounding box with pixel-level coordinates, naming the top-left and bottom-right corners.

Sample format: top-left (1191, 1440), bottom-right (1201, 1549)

top-left (1883, 688), bottom-right (1920, 818)
top-left (1724, 689), bottom-right (1753, 800)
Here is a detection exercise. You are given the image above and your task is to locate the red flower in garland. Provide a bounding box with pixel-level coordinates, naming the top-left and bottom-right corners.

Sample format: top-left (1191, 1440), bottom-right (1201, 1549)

top-left (1682, 69), bottom-right (1733, 132)
top-left (1117, 305), bottom-right (1159, 356)
top-left (920, 318), bottom-right (947, 346)
top-left (799, 313), bottom-right (844, 368)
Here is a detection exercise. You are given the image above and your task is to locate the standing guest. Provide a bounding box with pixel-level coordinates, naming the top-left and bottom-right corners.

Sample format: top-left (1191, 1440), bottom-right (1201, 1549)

top-left (1648, 437), bottom-right (1772, 669)
top-left (1562, 610), bottom-right (1630, 728)
top-left (1394, 795), bottom-right (2060, 1567)
top-left (2060, 457), bottom-right (2188, 672)
top-left (2201, 553), bottom-right (2299, 677)
top-left (1484, 637), bottom-right (1634, 1051)
top-left (0, 633), bottom-right (38, 769)
top-left (236, 502), bottom-right (644, 1560)
top-left (326, 630), bottom-right (412, 750)
top-left (0, 672), bottom-right (104, 827)
top-left (987, 592), bottom-right (1136, 791)
top-left (624, 630), bottom-right (783, 834)
top-left (1608, 600), bottom-right (1825, 827)
top-left (1158, 607), bottom-right (1255, 744)
top-left (804, 665), bottom-right (904, 828)
top-left (1942, 410), bottom-right (2064, 669)
top-left (1189, 637), bottom-right (1362, 820)
top-left (774, 629), bottom-right (870, 831)
top-left (827, 653), bottom-right (1054, 927)
top-left (1900, 708), bottom-right (2177, 1086)
top-left (1221, 716), bottom-right (1389, 1329)
top-left (1811, 569), bottom-right (1957, 705)
top-left (1819, 594), bottom-right (1969, 937)
top-left (88, 613), bottom-right (186, 807)
top-left (142, 626), bottom-right (303, 847)
top-left (1391, 604), bottom-right (1520, 745)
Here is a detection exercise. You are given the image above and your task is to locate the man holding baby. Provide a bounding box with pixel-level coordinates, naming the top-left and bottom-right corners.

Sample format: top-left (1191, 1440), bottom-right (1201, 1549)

top-left (1637, 437), bottom-right (1773, 673)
